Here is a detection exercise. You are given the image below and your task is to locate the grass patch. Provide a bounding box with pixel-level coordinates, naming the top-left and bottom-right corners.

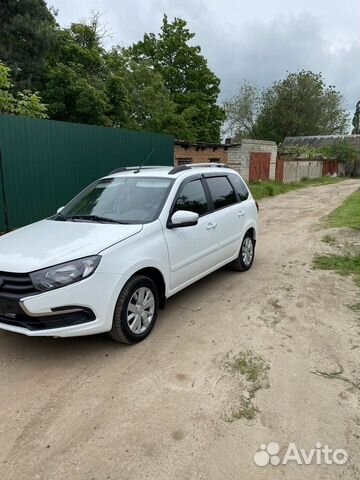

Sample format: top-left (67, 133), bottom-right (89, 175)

top-left (348, 303), bottom-right (360, 313)
top-left (324, 189), bottom-right (360, 229)
top-left (225, 350), bottom-right (269, 385)
top-left (224, 401), bottom-right (258, 422)
top-left (322, 234), bottom-right (336, 245)
top-left (223, 350), bottom-right (270, 422)
top-left (249, 177), bottom-right (344, 201)
top-left (313, 254), bottom-right (360, 284)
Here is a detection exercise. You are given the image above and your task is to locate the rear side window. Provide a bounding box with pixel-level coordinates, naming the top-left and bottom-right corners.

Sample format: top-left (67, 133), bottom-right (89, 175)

top-left (228, 174), bottom-right (249, 201)
top-left (206, 176), bottom-right (237, 210)
top-left (174, 179), bottom-right (208, 216)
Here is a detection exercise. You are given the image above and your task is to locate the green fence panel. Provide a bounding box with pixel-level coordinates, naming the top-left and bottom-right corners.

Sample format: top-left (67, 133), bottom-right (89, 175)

top-left (0, 154), bottom-right (6, 232)
top-left (0, 115), bottom-right (174, 230)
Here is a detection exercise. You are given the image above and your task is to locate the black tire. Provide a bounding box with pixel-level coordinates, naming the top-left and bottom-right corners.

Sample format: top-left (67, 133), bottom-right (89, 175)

top-left (231, 232), bottom-right (256, 272)
top-left (109, 275), bottom-right (159, 344)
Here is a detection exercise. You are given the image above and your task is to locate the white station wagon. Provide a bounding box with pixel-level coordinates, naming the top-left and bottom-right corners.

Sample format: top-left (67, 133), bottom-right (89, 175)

top-left (0, 164), bottom-right (258, 343)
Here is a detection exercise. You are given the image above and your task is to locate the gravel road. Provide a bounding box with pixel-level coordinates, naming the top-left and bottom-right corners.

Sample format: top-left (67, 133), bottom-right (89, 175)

top-left (1, 179), bottom-right (360, 480)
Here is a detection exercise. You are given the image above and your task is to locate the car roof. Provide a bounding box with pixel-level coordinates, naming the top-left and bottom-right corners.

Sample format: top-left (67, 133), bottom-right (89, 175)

top-left (105, 164), bottom-right (234, 180)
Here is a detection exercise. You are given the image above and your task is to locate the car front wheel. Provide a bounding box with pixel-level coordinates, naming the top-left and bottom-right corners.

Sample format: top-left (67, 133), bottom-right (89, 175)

top-left (231, 232), bottom-right (255, 272)
top-left (109, 275), bottom-right (159, 344)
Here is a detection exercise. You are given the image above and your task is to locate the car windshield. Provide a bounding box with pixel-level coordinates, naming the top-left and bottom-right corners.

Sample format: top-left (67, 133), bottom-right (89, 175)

top-left (57, 177), bottom-right (173, 224)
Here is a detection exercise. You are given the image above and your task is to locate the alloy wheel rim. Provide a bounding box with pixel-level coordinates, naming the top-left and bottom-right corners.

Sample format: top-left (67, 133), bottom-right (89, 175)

top-left (241, 237), bottom-right (254, 266)
top-left (127, 287), bottom-right (155, 334)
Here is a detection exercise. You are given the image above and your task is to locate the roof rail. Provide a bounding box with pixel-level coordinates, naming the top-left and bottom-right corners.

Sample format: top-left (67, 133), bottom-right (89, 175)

top-left (188, 162), bottom-right (230, 168)
top-left (168, 165), bottom-right (191, 174)
top-left (168, 162), bottom-right (229, 175)
top-left (109, 166), bottom-right (167, 175)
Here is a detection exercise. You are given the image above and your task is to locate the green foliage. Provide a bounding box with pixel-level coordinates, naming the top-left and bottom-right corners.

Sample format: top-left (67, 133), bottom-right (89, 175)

top-left (352, 101), bottom-right (360, 134)
top-left (249, 177), bottom-right (343, 201)
top-left (42, 15), bottom-right (218, 137)
top-left (224, 80), bottom-right (261, 140)
top-left (0, 62), bottom-right (48, 118)
top-left (15, 90), bottom-right (48, 118)
top-left (256, 71), bottom-right (349, 143)
top-left (121, 61), bottom-right (188, 136)
top-left (43, 21), bottom-right (111, 125)
top-left (280, 145), bottom-right (324, 159)
top-left (129, 15), bottom-right (225, 142)
top-left (0, 0), bottom-right (57, 90)
top-left (105, 49), bottom-right (193, 136)
top-left (320, 139), bottom-right (359, 163)
top-left (225, 71), bottom-right (350, 143)
top-left (0, 3), bottom-right (224, 138)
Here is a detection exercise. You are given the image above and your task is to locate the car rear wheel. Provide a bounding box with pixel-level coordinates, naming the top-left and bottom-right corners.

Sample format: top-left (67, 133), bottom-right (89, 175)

top-left (231, 232), bottom-right (255, 272)
top-left (109, 275), bottom-right (159, 344)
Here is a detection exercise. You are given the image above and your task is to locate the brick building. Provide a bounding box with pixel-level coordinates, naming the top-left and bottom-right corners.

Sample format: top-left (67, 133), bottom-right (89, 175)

top-left (174, 138), bottom-right (277, 182)
top-left (174, 140), bottom-right (229, 165)
top-left (227, 139), bottom-right (277, 182)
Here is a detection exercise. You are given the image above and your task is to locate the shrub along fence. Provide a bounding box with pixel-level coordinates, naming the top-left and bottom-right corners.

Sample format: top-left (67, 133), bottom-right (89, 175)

top-left (0, 115), bottom-right (174, 231)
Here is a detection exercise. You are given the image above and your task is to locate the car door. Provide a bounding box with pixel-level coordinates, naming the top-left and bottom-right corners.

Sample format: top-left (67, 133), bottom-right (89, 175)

top-left (163, 177), bottom-right (220, 293)
top-left (204, 175), bottom-right (245, 261)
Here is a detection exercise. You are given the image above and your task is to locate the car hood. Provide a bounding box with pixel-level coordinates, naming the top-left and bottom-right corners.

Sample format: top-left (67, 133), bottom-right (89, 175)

top-left (0, 219), bottom-right (143, 273)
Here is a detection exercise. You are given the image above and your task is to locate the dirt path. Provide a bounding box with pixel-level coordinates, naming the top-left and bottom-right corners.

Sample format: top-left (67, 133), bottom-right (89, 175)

top-left (1, 179), bottom-right (360, 480)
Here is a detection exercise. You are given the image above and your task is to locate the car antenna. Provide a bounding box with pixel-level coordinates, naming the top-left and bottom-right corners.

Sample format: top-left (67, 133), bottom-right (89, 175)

top-left (134, 149), bottom-right (154, 174)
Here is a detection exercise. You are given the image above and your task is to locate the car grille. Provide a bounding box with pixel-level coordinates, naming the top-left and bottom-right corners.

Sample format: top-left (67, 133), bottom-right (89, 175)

top-left (0, 271), bottom-right (37, 297)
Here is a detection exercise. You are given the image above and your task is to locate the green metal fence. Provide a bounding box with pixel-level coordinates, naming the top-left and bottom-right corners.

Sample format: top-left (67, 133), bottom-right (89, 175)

top-left (0, 115), bottom-right (174, 230)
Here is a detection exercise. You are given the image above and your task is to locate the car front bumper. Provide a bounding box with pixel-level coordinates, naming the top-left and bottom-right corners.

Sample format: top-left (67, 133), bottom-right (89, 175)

top-left (0, 272), bottom-right (123, 337)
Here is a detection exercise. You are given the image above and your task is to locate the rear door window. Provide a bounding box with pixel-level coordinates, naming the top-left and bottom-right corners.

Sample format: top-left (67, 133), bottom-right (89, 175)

top-left (206, 176), bottom-right (237, 210)
top-left (228, 174), bottom-right (249, 201)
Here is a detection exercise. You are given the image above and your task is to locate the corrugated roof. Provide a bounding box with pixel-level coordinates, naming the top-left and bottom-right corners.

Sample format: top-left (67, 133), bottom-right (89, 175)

top-left (283, 135), bottom-right (360, 150)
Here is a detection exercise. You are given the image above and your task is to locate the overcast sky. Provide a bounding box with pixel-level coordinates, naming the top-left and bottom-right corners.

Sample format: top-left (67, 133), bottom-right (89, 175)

top-left (51, 0), bottom-right (359, 113)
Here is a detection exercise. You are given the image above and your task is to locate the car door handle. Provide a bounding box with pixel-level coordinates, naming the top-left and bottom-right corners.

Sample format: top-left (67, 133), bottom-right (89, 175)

top-left (237, 210), bottom-right (245, 217)
top-left (206, 222), bottom-right (217, 230)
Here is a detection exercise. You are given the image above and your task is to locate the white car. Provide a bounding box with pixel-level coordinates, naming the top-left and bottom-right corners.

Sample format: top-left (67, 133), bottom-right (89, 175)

top-left (0, 164), bottom-right (258, 343)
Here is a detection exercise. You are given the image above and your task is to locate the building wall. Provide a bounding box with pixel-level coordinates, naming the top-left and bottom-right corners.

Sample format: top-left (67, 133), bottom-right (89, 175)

top-left (174, 144), bottom-right (228, 165)
top-left (227, 139), bottom-right (277, 181)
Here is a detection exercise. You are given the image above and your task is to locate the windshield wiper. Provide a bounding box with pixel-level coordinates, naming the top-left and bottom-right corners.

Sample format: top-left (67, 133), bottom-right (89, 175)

top-left (67, 215), bottom-right (128, 224)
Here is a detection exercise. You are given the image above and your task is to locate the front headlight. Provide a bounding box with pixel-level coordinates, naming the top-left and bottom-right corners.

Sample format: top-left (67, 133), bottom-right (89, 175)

top-left (30, 256), bottom-right (101, 292)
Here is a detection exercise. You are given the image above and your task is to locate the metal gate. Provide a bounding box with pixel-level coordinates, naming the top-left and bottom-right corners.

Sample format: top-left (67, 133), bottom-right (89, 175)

top-left (322, 160), bottom-right (338, 176)
top-left (249, 152), bottom-right (271, 181)
top-left (275, 157), bottom-right (284, 181)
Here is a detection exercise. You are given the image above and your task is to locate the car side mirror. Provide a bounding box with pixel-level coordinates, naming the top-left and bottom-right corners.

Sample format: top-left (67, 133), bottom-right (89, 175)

top-left (168, 210), bottom-right (199, 228)
top-left (57, 206), bottom-right (65, 214)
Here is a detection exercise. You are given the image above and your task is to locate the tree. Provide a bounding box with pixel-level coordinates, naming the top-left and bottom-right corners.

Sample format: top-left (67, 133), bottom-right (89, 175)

top-left (223, 81), bottom-right (261, 140)
top-left (106, 48), bottom-right (195, 137)
top-left (44, 18), bottom-right (191, 134)
top-left (0, 62), bottom-right (48, 118)
top-left (129, 15), bottom-right (225, 142)
top-left (43, 20), bottom-right (112, 125)
top-left (0, 0), bottom-right (57, 90)
top-left (254, 71), bottom-right (350, 143)
top-left (352, 101), bottom-right (360, 134)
